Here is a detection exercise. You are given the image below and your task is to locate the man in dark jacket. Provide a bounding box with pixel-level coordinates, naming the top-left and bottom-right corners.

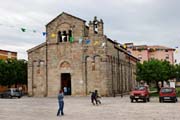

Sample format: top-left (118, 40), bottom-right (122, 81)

top-left (91, 90), bottom-right (101, 105)
top-left (91, 91), bottom-right (96, 105)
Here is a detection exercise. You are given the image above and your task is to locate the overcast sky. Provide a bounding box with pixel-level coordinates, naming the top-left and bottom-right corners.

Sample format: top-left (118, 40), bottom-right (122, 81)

top-left (0, 0), bottom-right (180, 62)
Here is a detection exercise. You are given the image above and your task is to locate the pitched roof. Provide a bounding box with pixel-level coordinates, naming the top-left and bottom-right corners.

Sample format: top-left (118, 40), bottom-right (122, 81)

top-left (27, 42), bottom-right (46, 53)
top-left (131, 44), bottom-right (175, 51)
top-left (148, 45), bottom-right (175, 50)
top-left (0, 49), bottom-right (17, 54)
top-left (107, 38), bottom-right (139, 61)
top-left (46, 12), bottom-right (86, 26)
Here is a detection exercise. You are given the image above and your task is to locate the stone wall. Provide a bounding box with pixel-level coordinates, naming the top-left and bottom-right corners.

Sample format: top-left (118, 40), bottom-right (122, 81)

top-left (27, 12), bottom-right (138, 97)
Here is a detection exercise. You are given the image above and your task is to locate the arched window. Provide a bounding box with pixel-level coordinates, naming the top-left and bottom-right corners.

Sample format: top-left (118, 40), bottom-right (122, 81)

top-left (68, 30), bottom-right (72, 42)
top-left (62, 31), bottom-right (67, 42)
top-left (68, 30), bottom-right (72, 37)
top-left (94, 21), bottom-right (98, 34)
top-left (58, 31), bottom-right (62, 42)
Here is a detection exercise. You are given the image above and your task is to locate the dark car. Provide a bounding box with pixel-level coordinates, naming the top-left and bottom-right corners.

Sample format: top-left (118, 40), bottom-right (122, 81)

top-left (130, 86), bottom-right (150, 102)
top-left (159, 87), bottom-right (177, 103)
top-left (0, 88), bottom-right (22, 98)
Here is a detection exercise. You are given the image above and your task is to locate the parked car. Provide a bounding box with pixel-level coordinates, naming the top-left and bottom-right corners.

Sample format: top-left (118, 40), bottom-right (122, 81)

top-left (0, 88), bottom-right (22, 98)
top-left (130, 86), bottom-right (150, 102)
top-left (159, 87), bottom-right (177, 103)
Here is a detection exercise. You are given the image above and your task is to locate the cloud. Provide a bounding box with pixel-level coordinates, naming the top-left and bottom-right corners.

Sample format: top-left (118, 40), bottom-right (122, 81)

top-left (0, 0), bottom-right (180, 62)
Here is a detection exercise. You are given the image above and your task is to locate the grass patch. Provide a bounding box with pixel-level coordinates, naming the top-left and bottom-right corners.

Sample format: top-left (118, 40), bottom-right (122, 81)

top-left (149, 87), bottom-right (157, 91)
top-left (176, 87), bottom-right (180, 97)
top-left (150, 92), bottom-right (159, 97)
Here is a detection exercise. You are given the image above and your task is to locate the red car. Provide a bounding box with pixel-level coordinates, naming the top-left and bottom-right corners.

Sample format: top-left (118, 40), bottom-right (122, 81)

top-left (159, 87), bottom-right (178, 103)
top-left (130, 86), bottom-right (150, 102)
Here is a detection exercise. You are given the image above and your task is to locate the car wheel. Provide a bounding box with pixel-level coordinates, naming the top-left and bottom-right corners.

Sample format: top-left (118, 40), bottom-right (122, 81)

top-left (147, 97), bottom-right (150, 102)
top-left (144, 98), bottom-right (147, 102)
top-left (159, 98), bottom-right (163, 103)
top-left (1, 94), bottom-right (3, 98)
top-left (131, 99), bottom-right (133, 103)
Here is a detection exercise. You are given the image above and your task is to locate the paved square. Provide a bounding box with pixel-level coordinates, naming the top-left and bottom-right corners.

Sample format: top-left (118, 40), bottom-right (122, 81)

top-left (0, 96), bottom-right (179, 120)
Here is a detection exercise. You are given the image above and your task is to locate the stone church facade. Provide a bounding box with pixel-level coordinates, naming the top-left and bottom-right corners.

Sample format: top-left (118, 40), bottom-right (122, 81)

top-left (27, 12), bottom-right (139, 97)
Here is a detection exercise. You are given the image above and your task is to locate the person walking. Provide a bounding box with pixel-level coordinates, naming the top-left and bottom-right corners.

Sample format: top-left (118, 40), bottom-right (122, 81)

top-left (91, 91), bottom-right (96, 105)
top-left (94, 90), bottom-right (101, 105)
top-left (91, 90), bottom-right (101, 105)
top-left (57, 90), bottom-right (64, 116)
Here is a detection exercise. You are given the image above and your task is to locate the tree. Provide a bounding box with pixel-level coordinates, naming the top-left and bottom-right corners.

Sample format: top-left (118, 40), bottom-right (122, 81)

top-left (136, 59), bottom-right (175, 92)
top-left (0, 59), bottom-right (27, 88)
top-left (175, 64), bottom-right (180, 81)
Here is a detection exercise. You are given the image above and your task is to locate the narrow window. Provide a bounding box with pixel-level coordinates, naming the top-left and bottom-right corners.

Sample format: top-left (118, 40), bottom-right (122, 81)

top-left (150, 54), bottom-right (154, 59)
top-left (58, 31), bottom-right (62, 42)
top-left (94, 21), bottom-right (98, 34)
top-left (68, 30), bottom-right (72, 42)
top-left (92, 62), bottom-right (95, 71)
top-left (68, 30), bottom-right (72, 37)
top-left (165, 54), bottom-right (169, 59)
top-left (62, 31), bottom-right (67, 42)
top-left (138, 54), bottom-right (142, 59)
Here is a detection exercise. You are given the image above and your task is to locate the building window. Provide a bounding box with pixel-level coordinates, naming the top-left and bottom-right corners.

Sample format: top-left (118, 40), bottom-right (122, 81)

top-left (138, 54), bottom-right (142, 59)
top-left (68, 30), bottom-right (72, 41)
top-left (62, 31), bottom-right (67, 42)
top-left (58, 30), bottom-right (73, 43)
top-left (150, 54), bottom-right (154, 59)
top-left (8, 52), bottom-right (11, 58)
top-left (165, 54), bottom-right (169, 59)
top-left (92, 62), bottom-right (95, 71)
top-left (94, 21), bottom-right (98, 34)
top-left (165, 49), bottom-right (168, 52)
top-left (58, 31), bottom-right (62, 42)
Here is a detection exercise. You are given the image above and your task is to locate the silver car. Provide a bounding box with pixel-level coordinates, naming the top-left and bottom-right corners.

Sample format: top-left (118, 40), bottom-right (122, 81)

top-left (0, 88), bottom-right (22, 98)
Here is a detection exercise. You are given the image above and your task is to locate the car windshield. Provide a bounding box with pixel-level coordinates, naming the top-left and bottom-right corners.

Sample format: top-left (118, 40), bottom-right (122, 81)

top-left (161, 88), bottom-right (173, 93)
top-left (134, 86), bottom-right (145, 90)
top-left (15, 89), bottom-right (20, 92)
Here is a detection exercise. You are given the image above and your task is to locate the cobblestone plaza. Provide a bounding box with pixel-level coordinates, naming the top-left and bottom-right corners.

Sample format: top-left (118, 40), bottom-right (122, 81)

top-left (0, 96), bottom-right (179, 120)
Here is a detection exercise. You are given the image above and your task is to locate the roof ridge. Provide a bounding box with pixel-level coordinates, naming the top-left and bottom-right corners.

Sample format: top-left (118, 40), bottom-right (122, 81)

top-left (46, 12), bottom-right (86, 26)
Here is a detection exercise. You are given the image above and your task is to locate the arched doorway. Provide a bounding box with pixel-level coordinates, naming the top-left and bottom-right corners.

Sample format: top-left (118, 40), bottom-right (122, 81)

top-left (61, 73), bottom-right (71, 95)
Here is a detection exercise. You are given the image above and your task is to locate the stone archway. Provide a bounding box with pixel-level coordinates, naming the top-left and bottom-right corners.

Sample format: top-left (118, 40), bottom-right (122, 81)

top-left (59, 61), bottom-right (72, 95)
top-left (60, 61), bottom-right (71, 68)
top-left (61, 73), bottom-right (71, 95)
